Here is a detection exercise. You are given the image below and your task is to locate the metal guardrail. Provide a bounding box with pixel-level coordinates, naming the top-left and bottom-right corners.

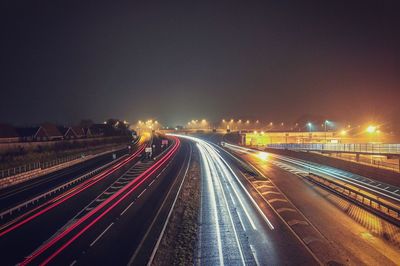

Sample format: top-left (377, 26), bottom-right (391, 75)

top-left (303, 173), bottom-right (400, 226)
top-left (0, 154), bottom-right (129, 220)
top-left (267, 143), bottom-right (400, 155)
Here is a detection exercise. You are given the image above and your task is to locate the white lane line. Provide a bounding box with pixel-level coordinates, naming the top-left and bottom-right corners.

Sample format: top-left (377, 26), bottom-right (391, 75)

top-left (148, 179), bottom-right (156, 187)
top-left (215, 144), bottom-right (275, 230)
top-left (229, 191), bottom-right (236, 205)
top-left (197, 144), bottom-right (224, 266)
top-left (205, 143), bottom-right (258, 231)
top-left (229, 182), bottom-right (257, 230)
top-left (236, 211), bottom-right (247, 231)
top-left (70, 260), bottom-right (77, 266)
top-left (90, 222), bottom-right (114, 247)
top-left (120, 201), bottom-right (134, 216)
top-left (384, 186), bottom-right (390, 190)
top-left (395, 189), bottom-right (399, 193)
top-left (250, 245), bottom-right (260, 266)
top-left (147, 144), bottom-right (193, 266)
top-left (137, 189), bottom-right (146, 199)
top-left (203, 143), bottom-right (246, 265)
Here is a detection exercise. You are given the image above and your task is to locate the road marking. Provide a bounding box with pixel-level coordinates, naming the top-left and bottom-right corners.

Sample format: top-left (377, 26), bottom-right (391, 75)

top-left (70, 260), bottom-right (77, 266)
top-left (236, 211), bottom-right (246, 231)
top-left (269, 198), bottom-right (288, 203)
top-left (250, 245), bottom-right (260, 266)
top-left (216, 146), bottom-right (275, 230)
top-left (229, 191), bottom-right (236, 205)
top-left (137, 189), bottom-right (146, 199)
top-left (256, 184), bottom-right (274, 189)
top-left (120, 201), bottom-right (134, 216)
top-left (204, 144), bottom-right (246, 265)
top-left (148, 179), bottom-right (156, 187)
top-left (288, 219), bottom-right (309, 226)
top-left (229, 180), bottom-right (257, 230)
top-left (384, 186), bottom-right (390, 190)
top-left (146, 144), bottom-right (193, 266)
top-left (261, 191), bottom-right (280, 195)
top-left (90, 222), bottom-right (114, 247)
top-left (277, 207), bottom-right (296, 213)
top-left (395, 189), bottom-right (399, 193)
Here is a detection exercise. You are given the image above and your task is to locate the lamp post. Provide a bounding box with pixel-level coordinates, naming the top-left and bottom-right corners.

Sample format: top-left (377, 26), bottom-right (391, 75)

top-left (307, 122), bottom-right (312, 143)
top-left (324, 120), bottom-right (327, 143)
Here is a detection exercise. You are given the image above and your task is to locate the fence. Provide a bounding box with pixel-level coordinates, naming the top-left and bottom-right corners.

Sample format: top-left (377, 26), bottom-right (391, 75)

top-left (267, 143), bottom-right (400, 155)
top-left (0, 154), bottom-right (83, 179)
top-left (0, 144), bottom-right (126, 179)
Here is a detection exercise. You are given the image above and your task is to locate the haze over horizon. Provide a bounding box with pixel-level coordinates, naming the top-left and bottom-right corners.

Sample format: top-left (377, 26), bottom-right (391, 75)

top-left (1, 1), bottom-right (399, 126)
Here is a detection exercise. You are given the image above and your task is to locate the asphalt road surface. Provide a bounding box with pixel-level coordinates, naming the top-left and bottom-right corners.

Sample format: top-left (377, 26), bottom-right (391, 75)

top-left (176, 135), bottom-right (318, 266)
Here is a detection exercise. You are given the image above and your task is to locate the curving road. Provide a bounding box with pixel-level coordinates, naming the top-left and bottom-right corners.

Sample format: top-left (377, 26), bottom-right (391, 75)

top-left (174, 135), bottom-right (318, 266)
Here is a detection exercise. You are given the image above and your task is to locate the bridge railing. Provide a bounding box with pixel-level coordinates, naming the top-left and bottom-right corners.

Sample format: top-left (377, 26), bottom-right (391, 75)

top-left (266, 143), bottom-right (400, 155)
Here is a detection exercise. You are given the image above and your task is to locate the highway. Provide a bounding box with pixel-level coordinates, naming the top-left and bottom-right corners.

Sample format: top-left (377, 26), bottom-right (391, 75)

top-left (0, 135), bottom-right (187, 265)
top-left (221, 141), bottom-right (400, 265)
top-left (174, 135), bottom-right (318, 265)
top-left (0, 147), bottom-right (130, 213)
top-left (223, 142), bottom-right (400, 206)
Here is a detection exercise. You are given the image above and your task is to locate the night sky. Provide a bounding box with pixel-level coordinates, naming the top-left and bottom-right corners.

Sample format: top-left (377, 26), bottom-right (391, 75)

top-left (1, 1), bottom-right (399, 126)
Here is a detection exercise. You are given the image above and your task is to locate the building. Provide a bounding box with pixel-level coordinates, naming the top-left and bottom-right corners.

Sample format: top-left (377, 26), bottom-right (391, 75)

top-left (41, 123), bottom-right (63, 141)
top-left (71, 126), bottom-right (85, 138)
top-left (16, 126), bottom-right (48, 142)
top-left (243, 131), bottom-right (339, 146)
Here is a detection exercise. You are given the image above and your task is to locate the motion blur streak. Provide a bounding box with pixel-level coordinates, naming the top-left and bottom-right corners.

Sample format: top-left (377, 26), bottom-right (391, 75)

top-left (222, 142), bottom-right (400, 203)
top-left (169, 134), bottom-right (288, 265)
top-left (0, 145), bottom-right (146, 238)
top-left (21, 137), bottom-right (180, 266)
top-left (172, 135), bottom-right (274, 230)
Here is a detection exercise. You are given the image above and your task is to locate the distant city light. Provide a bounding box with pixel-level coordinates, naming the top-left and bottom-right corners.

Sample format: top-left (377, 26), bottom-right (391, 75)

top-left (366, 125), bottom-right (377, 133)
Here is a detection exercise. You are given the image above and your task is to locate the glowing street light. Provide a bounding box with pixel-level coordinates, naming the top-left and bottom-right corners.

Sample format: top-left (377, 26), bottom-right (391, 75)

top-left (366, 125), bottom-right (377, 133)
top-left (307, 122), bottom-right (313, 132)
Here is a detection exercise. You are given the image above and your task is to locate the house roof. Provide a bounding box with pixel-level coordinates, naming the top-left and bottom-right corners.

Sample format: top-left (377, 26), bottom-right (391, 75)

top-left (72, 126), bottom-right (85, 136)
top-left (41, 123), bottom-right (63, 137)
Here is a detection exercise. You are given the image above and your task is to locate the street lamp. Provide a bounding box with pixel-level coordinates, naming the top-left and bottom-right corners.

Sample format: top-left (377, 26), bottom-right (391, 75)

top-left (307, 122), bottom-right (313, 132)
top-left (324, 120), bottom-right (329, 143)
top-left (307, 122), bottom-right (313, 143)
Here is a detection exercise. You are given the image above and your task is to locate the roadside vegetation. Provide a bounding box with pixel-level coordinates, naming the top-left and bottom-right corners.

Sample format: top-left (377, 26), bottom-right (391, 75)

top-left (0, 136), bottom-right (132, 170)
top-left (152, 149), bottom-right (201, 266)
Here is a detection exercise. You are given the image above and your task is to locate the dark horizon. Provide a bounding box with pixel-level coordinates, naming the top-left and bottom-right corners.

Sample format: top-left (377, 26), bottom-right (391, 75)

top-left (1, 1), bottom-right (400, 126)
